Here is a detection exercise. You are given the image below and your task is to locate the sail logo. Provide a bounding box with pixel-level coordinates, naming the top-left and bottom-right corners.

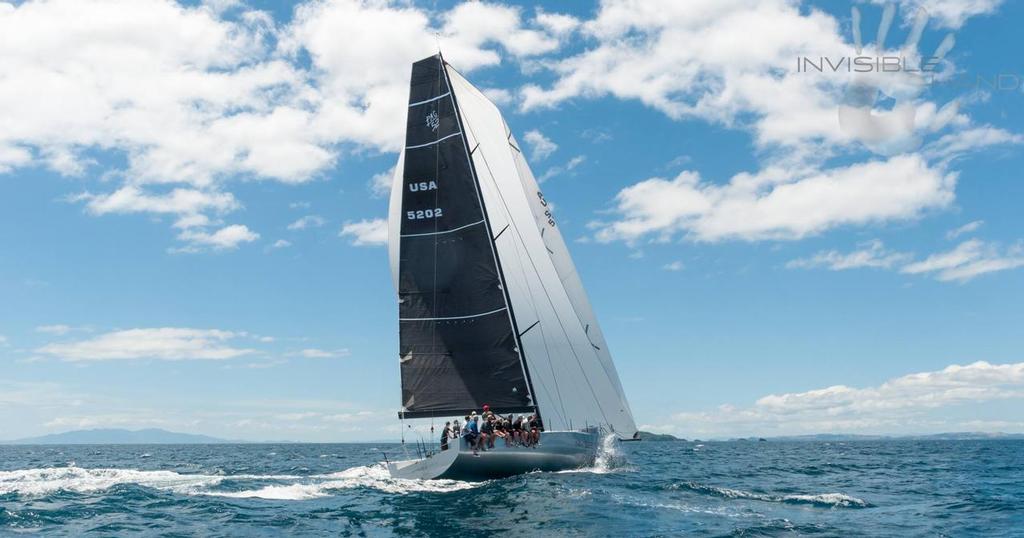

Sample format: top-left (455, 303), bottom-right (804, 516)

top-left (409, 181), bottom-right (438, 192)
top-left (425, 110), bottom-right (440, 132)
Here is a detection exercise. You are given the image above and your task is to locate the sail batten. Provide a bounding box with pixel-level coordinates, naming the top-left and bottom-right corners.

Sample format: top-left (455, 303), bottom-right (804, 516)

top-left (400, 306), bottom-right (507, 322)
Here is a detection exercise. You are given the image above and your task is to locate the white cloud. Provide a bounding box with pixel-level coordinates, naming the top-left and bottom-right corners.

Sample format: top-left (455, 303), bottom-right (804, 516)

top-left (268, 239), bottom-right (292, 249)
top-left (593, 154), bottom-right (955, 243)
top-left (339, 218), bottom-right (387, 246)
top-left (890, 0), bottom-right (1006, 28)
top-left (71, 186), bottom-right (258, 250)
top-left (480, 87), bottom-right (514, 106)
top-left (0, 0), bottom-right (568, 249)
top-left (901, 239), bottom-right (1024, 282)
top-left (534, 10), bottom-right (580, 36)
top-left (35, 325), bottom-right (70, 335)
top-left (519, 0), bottom-right (1015, 252)
top-left (786, 237), bottom-right (1024, 283)
top-left (35, 324), bottom-right (91, 336)
top-left (0, 0), bottom-right (320, 185)
top-left (294, 348), bottom-right (350, 359)
top-left (0, 335), bottom-right (7, 347)
top-left (520, 0), bottom-right (851, 151)
top-left (287, 215), bottom-right (326, 230)
top-left (0, 145), bottom-right (31, 173)
top-left (787, 240), bottom-right (911, 270)
top-left (75, 186), bottom-right (238, 217)
top-left (35, 328), bottom-right (257, 361)
top-left (538, 154), bottom-right (586, 182)
top-left (759, 361), bottom-right (1024, 413)
top-left (946, 220), bottom-right (983, 239)
top-left (441, 2), bottom-right (559, 58)
top-left (3, 0), bottom-right (1012, 259)
top-left (662, 260), bottom-right (684, 271)
top-left (924, 126), bottom-right (1023, 161)
top-left (173, 214), bottom-right (212, 230)
top-left (522, 129), bottom-right (557, 161)
top-left (667, 361), bottom-right (1024, 437)
top-left (368, 166), bottom-right (395, 198)
top-left (176, 224), bottom-right (259, 251)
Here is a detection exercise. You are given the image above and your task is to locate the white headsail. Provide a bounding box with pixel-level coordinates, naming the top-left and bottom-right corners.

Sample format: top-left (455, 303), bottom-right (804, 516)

top-left (444, 66), bottom-right (637, 438)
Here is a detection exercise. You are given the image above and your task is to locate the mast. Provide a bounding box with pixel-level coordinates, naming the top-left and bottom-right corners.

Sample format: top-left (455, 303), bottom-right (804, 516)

top-left (439, 55), bottom-right (541, 421)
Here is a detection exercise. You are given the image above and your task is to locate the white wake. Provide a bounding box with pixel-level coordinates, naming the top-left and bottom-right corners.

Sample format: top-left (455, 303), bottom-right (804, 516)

top-left (0, 464), bottom-right (479, 500)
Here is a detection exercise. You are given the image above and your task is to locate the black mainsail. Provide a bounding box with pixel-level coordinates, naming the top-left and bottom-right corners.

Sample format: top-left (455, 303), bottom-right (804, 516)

top-left (395, 55), bottom-right (534, 418)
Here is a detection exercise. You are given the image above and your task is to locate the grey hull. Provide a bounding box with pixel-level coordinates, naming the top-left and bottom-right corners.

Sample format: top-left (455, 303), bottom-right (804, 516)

top-left (387, 431), bottom-right (599, 481)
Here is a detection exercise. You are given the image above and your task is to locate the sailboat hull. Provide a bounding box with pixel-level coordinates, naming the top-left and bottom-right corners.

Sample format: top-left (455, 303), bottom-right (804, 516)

top-left (387, 430), bottom-right (599, 481)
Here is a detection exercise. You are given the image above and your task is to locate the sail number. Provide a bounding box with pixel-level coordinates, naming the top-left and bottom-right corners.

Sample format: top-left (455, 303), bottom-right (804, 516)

top-left (536, 191), bottom-right (556, 227)
top-left (407, 208), bottom-right (444, 220)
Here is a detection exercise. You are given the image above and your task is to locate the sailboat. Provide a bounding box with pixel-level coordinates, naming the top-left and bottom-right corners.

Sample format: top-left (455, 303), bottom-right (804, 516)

top-left (385, 54), bottom-right (637, 481)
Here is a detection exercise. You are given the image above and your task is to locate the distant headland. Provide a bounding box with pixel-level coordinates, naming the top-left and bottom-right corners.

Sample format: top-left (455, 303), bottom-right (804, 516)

top-left (2, 428), bottom-right (236, 445)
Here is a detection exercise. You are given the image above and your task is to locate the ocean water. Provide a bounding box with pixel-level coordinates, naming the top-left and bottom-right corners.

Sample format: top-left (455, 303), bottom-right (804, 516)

top-left (1, 440), bottom-right (1021, 536)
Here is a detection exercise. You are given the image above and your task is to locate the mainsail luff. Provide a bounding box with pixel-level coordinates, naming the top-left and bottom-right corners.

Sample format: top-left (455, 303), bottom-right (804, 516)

top-left (392, 55), bottom-right (534, 418)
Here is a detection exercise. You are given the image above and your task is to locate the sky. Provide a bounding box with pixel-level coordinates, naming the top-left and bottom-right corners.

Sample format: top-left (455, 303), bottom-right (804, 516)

top-left (1, 0), bottom-right (1022, 441)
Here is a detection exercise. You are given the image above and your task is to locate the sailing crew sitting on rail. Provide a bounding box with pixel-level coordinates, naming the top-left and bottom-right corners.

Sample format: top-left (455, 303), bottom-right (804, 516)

top-left (493, 417), bottom-right (509, 447)
top-left (479, 415), bottom-right (495, 449)
top-left (528, 415), bottom-right (542, 445)
top-left (440, 421), bottom-right (451, 451)
top-left (481, 414), bottom-right (497, 446)
top-left (511, 415), bottom-right (524, 445)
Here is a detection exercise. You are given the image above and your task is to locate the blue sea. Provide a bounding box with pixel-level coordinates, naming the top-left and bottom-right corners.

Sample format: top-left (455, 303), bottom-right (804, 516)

top-left (1, 440), bottom-right (1021, 536)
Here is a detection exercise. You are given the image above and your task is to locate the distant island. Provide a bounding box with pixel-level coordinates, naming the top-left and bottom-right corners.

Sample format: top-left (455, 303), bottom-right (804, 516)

top-left (2, 428), bottom-right (236, 445)
top-left (637, 431), bottom-right (685, 442)
top-left (762, 432), bottom-right (1024, 442)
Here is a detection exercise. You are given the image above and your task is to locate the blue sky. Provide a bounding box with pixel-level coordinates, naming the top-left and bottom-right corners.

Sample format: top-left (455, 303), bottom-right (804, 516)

top-left (1, 0), bottom-right (1022, 441)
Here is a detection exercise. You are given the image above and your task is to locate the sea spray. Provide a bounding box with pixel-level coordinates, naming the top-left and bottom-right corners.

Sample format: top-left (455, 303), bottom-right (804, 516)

top-left (558, 433), bottom-right (630, 475)
top-left (593, 433), bottom-right (625, 473)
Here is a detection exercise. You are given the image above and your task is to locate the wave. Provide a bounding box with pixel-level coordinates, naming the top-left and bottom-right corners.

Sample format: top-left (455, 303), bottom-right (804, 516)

top-left (0, 464), bottom-right (477, 500)
top-left (672, 481), bottom-right (871, 508)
